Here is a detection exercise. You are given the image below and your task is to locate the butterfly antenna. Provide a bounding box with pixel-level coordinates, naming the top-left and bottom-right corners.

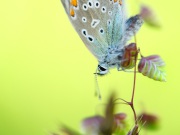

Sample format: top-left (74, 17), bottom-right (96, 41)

top-left (94, 68), bottom-right (102, 100)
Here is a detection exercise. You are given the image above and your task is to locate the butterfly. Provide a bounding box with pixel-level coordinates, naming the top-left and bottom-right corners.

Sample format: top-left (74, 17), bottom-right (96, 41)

top-left (61, 0), bottom-right (143, 75)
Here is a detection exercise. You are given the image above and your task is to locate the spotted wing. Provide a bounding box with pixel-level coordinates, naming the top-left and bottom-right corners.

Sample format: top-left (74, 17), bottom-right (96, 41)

top-left (61, 0), bottom-right (127, 61)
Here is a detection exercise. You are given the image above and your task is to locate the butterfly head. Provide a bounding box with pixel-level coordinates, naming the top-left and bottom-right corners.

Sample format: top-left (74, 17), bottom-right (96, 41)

top-left (97, 64), bottom-right (109, 75)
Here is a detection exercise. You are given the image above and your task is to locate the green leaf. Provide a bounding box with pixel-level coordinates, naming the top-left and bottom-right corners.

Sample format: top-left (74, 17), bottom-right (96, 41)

top-left (138, 55), bottom-right (166, 82)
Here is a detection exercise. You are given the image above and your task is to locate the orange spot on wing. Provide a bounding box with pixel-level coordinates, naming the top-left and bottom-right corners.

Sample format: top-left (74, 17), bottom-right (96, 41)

top-left (119, 0), bottom-right (122, 5)
top-left (71, 0), bottom-right (78, 7)
top-left (70, 8), bottom-right (75, 17)
top-left (114, 0), bottom-right (118, 2)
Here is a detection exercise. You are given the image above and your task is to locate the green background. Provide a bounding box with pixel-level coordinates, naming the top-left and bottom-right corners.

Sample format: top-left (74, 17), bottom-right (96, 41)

top-left (0, 0), bottom-right (179, 135)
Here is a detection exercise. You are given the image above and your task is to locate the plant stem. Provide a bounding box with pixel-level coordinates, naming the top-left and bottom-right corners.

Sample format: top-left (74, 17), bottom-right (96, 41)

top-left (130, 103), bottom-right (137, 124)
top-left (129, 49), bottom-right (138, 124)
top-left (129, 35), bottom-right (138, 124)
top-left (131, 61), bottom-right (137, 104)
top-left (114, 36), bottom-right (139, 124)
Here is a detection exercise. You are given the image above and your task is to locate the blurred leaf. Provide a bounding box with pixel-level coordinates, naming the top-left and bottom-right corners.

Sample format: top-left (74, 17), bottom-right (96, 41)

top-left (138, 113), bottom-right (159, 131)
top-left (114, 113), bottom-right (126, 121)
top-left (113, 113), bottom-right (127, 134)
top-left (138, 55), bottom-right (166, 82)
top-left (100, 93), bottom-right (115, 135)
top-left (81, 115), bottom-right (104, 135)
top-left (61, 125), bottom-right (82, 135)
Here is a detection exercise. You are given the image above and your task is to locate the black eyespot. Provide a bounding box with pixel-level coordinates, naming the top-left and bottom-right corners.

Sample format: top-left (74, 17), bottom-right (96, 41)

top-left (87, 1), bottom-right (93, 8)
top-left (82, 29), bottom-right (87, 37)
top-left (82, 17), bottom-right (87, 22)
top-left (98, 65), bottom-right (107, 71)
top-left (87, 35), bottom-right (94, 42)
top-left (83, 4), bottom-right (88, 10)
top-left (88, 2), bottom-right (92, 6)
top-left (95, 1), bottom-right (100, 8)
top-left (101, 6), bottom-right (106, 13)
top-left (107, 20), bottom-right (111, 25)
top-left (83, 31), bottom-right (86, 35)
top-left (88, 37), bottom-right (93, 42)
top-left (99, 28), bottom-right (104, 34)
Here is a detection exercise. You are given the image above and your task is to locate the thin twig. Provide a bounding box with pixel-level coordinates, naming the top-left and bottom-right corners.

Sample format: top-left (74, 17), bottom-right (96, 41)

top-left (113, 98), bottom-right (129, 104)
top-left (129, 34), bottom-right (138, 124)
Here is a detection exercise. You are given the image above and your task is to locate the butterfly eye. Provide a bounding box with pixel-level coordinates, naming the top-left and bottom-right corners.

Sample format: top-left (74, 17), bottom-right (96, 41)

top-left (98, 65), bottom-right (107, 72)
top-left (82, 4), bottom-right (88, 11)
top-left (101, 6), bottom-right (106, 13)
top-left (94, 1), bottom-right (100, 8)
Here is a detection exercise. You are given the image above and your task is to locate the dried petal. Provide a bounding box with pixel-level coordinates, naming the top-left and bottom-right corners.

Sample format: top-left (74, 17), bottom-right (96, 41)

top-left (138, 55), bottom-right (166, 81)
top-left (140, 5), bottom-right (161, 28)
top-left (100, 93), bottom-right (115, 135)
top-left (81, 115), bottom-right (104, 135)
top-left (121, 43), bottom-right (138, 69)
top-left (113, 113), bottom-right (127, 134)
top-left (114, 113), bottom-right (127, 121)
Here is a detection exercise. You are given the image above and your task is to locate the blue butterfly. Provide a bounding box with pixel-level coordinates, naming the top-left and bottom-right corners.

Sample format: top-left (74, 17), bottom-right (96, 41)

top-left (61, 0), bottom-right (143, 75)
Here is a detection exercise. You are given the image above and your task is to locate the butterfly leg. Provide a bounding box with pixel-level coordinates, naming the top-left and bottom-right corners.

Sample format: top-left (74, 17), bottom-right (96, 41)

top-left (117, 64), bottom-right (122, 71)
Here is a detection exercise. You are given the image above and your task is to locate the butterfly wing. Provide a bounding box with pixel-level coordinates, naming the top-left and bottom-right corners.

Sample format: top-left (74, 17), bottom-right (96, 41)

top-left (61, 0), bottom-right (127, 61)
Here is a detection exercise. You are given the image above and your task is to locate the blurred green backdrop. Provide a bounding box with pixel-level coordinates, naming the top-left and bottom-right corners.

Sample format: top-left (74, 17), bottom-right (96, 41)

top-left (0, 0), bottom-right (179, 135)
